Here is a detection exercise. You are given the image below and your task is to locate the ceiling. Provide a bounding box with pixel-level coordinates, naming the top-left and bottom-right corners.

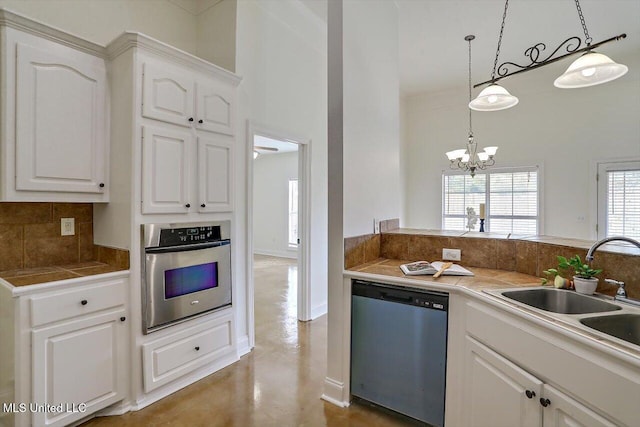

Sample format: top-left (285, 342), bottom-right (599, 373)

top-left (254, 135), bottom-right (299, 155)
top-left (396, 0), bottom-right (640, 95)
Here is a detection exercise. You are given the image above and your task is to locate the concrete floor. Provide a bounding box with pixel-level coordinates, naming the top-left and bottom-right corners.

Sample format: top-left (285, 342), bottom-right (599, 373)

top-left (82, 255), bottom-right (416, 426)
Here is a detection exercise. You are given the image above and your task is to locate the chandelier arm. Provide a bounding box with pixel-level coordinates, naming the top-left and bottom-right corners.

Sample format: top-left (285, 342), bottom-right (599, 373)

top-left (494, 37), bottom-right (581, 77)
top-left (473, 33), bottom-right (626, 88)
top-left (490, 0), bottom-right (510, 81)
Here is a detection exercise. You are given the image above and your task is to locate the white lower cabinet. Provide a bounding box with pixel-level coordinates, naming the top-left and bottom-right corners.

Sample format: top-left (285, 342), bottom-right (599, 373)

top-left (142, 312), bottom-right (234, 393)
top-left (464, 336), bottom-right (616, 427)
top-left (32, 309), bottom-right (127, 427)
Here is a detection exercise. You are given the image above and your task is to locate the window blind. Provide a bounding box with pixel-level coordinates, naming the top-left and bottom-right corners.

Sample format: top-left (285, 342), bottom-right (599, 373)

top-left (442, 168), bottom-right (539, 234)
top-left (606, 169), bottom-right (640, 239)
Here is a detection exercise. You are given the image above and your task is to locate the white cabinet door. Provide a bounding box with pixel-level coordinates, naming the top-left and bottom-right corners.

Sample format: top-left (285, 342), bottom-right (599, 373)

top-left (32, 309), bottom-right (126, 427)
top-left (15, 43), bottom-right (107, 194)
top-left (195, 79), bottom-right (234, 135)
top-left (464, 336), bottom-right (543, 427)
top-left (142, 125), bottom-right (193, 214)
top-left (142, 62), bottom-right (195, 128)
top-left (197, 136), bottom-right (232, 212)
top-left (542, 385), bottom-right (618, 427)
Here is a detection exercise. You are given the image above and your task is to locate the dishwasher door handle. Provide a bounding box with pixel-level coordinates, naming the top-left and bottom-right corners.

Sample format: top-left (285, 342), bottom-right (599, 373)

top-left (380, 292), bottom-right (413, 304)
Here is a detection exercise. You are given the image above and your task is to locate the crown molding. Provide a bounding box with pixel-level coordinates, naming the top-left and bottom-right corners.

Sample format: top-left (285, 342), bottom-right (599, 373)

top-left (106, 32), bottom-right (241, 86)
top-left (0, 8), bottom-right (106, 58)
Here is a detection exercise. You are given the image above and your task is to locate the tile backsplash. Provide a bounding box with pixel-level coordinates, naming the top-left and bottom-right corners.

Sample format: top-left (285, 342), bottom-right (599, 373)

top-left (0, 202), bottom-right (95, 270)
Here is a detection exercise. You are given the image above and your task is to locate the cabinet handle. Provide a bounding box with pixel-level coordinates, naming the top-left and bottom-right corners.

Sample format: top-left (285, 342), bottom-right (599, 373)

top-left (188, 117), bottom-right (194, 122)
top-left (185, 203), bottom-right (191, 208)
top-left (81, 300), bottom-right (88, 306)
top-left (525, 390), bottom-right (536, 399)
top-left (195, 346), bottom-right (200, 351)
top-left (120, 317), bottom-right (126, 322)
top-left (99, 183), bottom-right (105, 188)
top-left (198, 119), bottom-right (203, 124)
top-left (200, 203), bottom-right (206, 208)
top-left (540, 398), bottom-right (551, 407)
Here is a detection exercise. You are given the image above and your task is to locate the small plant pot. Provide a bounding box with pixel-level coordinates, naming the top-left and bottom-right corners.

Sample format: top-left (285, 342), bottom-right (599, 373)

top-left (573, 276), bottom-right (598, 295)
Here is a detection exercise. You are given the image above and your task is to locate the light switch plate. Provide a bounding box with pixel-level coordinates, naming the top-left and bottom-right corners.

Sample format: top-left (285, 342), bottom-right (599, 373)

top-left (442, 248), bottom-right (461, 261)
top-left (61, 218), bottom-right (75, 236)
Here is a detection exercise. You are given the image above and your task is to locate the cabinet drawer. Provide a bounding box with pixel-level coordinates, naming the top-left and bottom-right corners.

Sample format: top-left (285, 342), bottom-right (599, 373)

top-left (30, 279), bottom-right (125, 327)
top-left (142, 313), bottom-right (234, 392)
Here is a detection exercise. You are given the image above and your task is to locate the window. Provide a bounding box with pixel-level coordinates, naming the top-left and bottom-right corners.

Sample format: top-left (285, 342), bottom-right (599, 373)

top-left (597, 161), bottom-right (640, 239)
top-left (288, 179), bottom-right (298, 247)
top-left (442, 167), bottom-right (539, 234)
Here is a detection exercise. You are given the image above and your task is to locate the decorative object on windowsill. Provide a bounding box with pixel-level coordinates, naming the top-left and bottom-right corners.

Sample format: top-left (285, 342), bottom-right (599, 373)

top-left (470, 0), bottom-right (628, 112)
top-left (479, 203), bottom-right (486, 232)
top-left (446, 35), bottom-right (498, 178)
top-left (466, 206), bottom-right (478, 232)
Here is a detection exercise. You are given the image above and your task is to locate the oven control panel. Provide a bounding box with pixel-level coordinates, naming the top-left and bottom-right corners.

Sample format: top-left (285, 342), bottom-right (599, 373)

top-left (159, 226), bottom-right (222, 246)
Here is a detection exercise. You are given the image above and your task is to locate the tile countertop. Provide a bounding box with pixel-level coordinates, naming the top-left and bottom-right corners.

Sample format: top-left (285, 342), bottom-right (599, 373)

top-left (347, 258), bottom-right (541, 291)
top-left (0, 261), bottom-right (128, 287)
top-left (346, 258), bottom-right (640, 362)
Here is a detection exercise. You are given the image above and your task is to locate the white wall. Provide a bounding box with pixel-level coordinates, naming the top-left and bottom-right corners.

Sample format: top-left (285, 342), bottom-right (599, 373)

top-left (253, 152), bottom-right (298, 258)
top-left (196, 0), bottom-right (236, 71)
top-left (402, 50), bottom-right (640, 240)
top-left (0, 0), bottom-right (197, 52)
top-left (343, 0), bottom-right (401, 237)
top-left (236, 0), bottom-right (328, 318)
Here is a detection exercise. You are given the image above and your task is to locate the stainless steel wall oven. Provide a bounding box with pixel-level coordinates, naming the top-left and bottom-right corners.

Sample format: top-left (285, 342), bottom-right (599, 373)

top-left (142, 221), bottom-right (231, 334)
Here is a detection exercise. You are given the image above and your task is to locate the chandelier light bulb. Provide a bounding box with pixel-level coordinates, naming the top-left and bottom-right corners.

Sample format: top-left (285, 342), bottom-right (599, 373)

top-left (581, 67), bottom-right (596, 77)
top-left (487, 95), bottom-right (498, 104)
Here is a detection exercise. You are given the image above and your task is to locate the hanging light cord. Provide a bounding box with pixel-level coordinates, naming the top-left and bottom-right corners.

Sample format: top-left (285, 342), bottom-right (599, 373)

top-left (491, 0), bottom-right (510, 82)
top-left (468, 37), bottom-right (473, 137)
top-left (574, 0), bottom-right (593, 46)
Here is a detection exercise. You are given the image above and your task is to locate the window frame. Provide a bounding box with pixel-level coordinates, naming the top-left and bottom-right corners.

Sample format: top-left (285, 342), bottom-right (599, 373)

top-left (596, 160), bottom-right (640, 239)
top-left (442, 165), bottom-right (543, 235)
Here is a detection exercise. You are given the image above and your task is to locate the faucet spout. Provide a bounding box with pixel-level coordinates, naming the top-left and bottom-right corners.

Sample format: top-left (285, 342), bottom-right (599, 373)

top-left (586, 236), bottom-right (640, 262)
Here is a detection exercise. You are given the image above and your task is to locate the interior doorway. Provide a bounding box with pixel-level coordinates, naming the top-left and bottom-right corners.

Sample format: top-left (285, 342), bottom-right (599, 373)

top-left (246, 122), bottom-right (311, 349)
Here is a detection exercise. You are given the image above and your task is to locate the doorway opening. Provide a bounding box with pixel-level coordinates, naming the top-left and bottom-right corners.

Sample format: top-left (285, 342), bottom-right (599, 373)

top-left (247, 123), bottom-right (311, 349)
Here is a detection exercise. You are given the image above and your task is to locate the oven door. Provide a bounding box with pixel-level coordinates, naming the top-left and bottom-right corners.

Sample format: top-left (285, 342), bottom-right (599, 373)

top-left (144, 241), bottom-right (231, 333)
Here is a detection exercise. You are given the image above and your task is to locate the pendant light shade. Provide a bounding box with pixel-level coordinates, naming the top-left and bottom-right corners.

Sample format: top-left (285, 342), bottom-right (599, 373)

top-left (554, 51), bottom-right (628, 88)
top-left (469, 84), bottom-right (519, 112)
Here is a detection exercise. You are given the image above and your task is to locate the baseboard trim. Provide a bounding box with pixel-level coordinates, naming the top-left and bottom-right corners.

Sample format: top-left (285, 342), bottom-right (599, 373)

top-left (236, 334), bottom-right (252, 357)
top-left (95, 400), bottom-right (132, 416)
top-left (321, 377), bottom-right (349, 407)
top-left (131, 352), bottom-right (238, 412)
top-left (253, 249), bottom-right (297, 259)
top-left (310, 302), bottom-right (327, 320)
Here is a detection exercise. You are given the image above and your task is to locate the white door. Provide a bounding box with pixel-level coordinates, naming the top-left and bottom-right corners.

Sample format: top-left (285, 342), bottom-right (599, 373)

top-left (32, 310), bottom-right (125, 427)
top-left (197, 135), bottom-right (233, 212)
top-left (463, 336), bottom-right (543, 427)
top-left (142, 62), bottom-right (195, 127)
top-left (542, 385), bottom-right (618, 427)
top-left (142, 125), bottom-right (193, 214)
top-left (15, 43), bottom-right (107, 194)
top-left (195, 79), bottom-right (234, 135)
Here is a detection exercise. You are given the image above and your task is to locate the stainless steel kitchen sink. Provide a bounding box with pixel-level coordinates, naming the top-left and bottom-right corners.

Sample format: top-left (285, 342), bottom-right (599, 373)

top-left (501, 288), bottom-right (622, 314)
top-left (580, 314), bottom-right (640, 346)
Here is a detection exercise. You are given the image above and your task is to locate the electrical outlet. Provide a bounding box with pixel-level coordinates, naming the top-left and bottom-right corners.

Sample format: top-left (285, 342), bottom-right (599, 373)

top-left (442, 248), bottom-right (461, 261)
top-left (373, 218), bottom-right (380, 234)
top-left (61, 218), bottom-right (75, 236)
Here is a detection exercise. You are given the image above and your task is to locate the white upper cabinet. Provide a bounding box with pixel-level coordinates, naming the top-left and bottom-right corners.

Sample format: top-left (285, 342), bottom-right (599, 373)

top-left (142, 62), bottom-right (195, 128)
top-left (198, 135), bottom-right (233, 212)
top-left (0, 14), bottom-right (109, 202)
top-left (196, 79), bottom-right (235, 136)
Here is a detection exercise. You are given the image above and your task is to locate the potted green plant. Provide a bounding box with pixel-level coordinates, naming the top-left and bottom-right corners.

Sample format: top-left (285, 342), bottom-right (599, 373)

top-left (558, 255), bottom-right (602, 295)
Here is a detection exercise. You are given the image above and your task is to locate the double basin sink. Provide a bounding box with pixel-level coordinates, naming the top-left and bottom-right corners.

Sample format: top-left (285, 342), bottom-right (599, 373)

top-left (494, 288), bottom-right (640, 347)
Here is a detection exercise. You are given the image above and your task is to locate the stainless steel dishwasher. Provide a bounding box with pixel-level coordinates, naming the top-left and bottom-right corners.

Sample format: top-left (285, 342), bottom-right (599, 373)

top-left (351, 280), bottom-right (448, 427)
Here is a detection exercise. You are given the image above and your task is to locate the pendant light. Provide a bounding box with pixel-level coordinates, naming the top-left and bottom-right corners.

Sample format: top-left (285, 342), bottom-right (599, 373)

top-left (472, 0), bottom-right (628, 106)
top-left (447, 35), bottom-right (498, 178)
top-left (469, 0), bottom-right (518, 112)
top-left (554, 0), bottom-right (628, 88)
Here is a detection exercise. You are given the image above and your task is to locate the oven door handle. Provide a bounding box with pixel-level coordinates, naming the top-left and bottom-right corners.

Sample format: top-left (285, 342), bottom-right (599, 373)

top-left (145, 240), bottom-right (230, 254)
